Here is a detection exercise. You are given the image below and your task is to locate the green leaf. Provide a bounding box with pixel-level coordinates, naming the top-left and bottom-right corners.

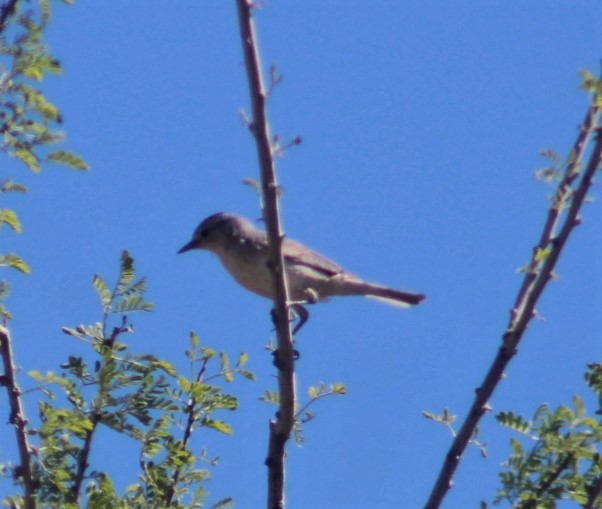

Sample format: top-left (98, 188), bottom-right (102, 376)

top-left (0, 280), bottom-right (10, 300)
top-left (39, 0), bottom-right (52, 24)
top-left (47, 150), bottom-right (89, 170)
top-left (215, 393), bottom-right (238, 410)
top-left (14, 148), bottom-right (41, 172)
top-left (535, 246), bottom-right (552, 263)
top-left (200, 346), bottom-right (217, 359)
top-left (117, 250), bottom-right (135, 291)
top-left (579, 68), bottom-right (602, 94)
top-left (308, 385), bottom-right (322, 399)
top-left (236, 351), bottom-right (249, 367)
top-left (93, 274), bottom-right (112, 308)
top-left (0, 304), bottom-right (13, 321)
top-left (0, 209), bottom-right (22, 233)
top-left (190, 330), bottom-right (200, 349)
top-left (149, 358), bottom-right (177, 376)
top-left (509, 437), bottom-right (523, 456)
top-left (238, 369), bottom-right (255, 381)
top-left (331, 383), bottom-right (346, 395)
top-left (0, 253), bottom-right (31, 274)
top-left (61, 326), bottom-right (86, 340)
top-left (21, 85), bottom-right (60, 120)
top-left (574, 395), bottom-right (585, 418)
top-left (220, 352), bottom-right (233, 382)
top-left (178, 376), bottom-right (192, 394)
top-left (209, 498), bottom-right (235, 509)
top-left (0, 180), bottom-right (28, 193)
top-left (22, 65), bottom-right (43, 81)
top-left (496, 411), bottom-right (532, 435)
top-left (204, 419), bottom-right (233, 435)
top-left (88, 474), bottom-right (119, 509)
top-left (113, 294), bottom-right (153, 313)
top-left (220, 352), bottom-right (230, 371)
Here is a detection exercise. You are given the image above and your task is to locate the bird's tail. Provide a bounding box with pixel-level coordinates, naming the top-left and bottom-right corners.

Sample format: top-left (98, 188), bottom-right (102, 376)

top-left (366, 287), bottom-right (426, 308)
top-left (343, 279), bottom-right (426, 308)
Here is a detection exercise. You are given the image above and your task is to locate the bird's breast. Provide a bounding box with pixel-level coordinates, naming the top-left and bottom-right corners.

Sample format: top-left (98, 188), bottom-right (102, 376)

top-left (217, 244), bottom-right (274, 298)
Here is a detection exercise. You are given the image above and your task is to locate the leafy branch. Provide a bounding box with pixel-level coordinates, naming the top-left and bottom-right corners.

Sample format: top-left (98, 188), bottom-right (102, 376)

top-left (494, 364), bottom-right (602, 508)
top-left (0, 0), bottom-right (88, 172)
top-left (3, 252), bottom-right (249, 508)
top-left (0, 0), bottom-right (87, 320)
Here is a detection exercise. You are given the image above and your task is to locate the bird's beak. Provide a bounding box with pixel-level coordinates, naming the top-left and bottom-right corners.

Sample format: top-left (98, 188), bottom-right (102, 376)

top-left (177, 240), bottom-right (197, 254)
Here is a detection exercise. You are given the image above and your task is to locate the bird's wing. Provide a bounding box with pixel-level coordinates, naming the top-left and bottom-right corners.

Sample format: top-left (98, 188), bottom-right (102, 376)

top-left (282, 237), bottom-right (343, 277)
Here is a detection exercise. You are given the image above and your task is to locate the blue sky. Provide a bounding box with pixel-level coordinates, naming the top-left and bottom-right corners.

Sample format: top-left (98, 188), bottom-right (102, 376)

top-left (2, 2), bottom-right (602, 508)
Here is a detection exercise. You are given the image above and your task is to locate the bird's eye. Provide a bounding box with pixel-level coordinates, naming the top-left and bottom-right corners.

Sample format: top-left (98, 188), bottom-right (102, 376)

top-left (200, 229), bottom-right (209, 238)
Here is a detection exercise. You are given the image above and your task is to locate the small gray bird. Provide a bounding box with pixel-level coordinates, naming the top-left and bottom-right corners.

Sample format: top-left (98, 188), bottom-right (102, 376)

top-left (178, 213), bottom-right (426, 311)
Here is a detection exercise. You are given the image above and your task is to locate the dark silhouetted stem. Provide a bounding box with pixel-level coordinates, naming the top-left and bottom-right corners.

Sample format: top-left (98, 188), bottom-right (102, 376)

top-left (235, 2), bottom-right (296, 508)
top-left (424, 98), bottom-right (601, 509)
top-left (0, 326), bottom-right (36, 509)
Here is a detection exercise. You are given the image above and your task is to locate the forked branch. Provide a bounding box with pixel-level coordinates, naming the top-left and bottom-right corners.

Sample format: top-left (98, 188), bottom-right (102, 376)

top-left (424, 93), bottom-right (602, 509)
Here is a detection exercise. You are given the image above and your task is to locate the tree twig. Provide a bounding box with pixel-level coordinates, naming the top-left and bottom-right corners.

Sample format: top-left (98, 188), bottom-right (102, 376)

top-left (0, 325), bottom-right (36, 509)
top-left (235, 2), bottom-right (296, 508)
top-left (70, 412), bottom-right (100, 503)
top-left (424, 95), bottom-right (602, 509)
top-left (525, 453), bottom-right (573, 508)
top-left (165, 357), bottom-right (210, 506)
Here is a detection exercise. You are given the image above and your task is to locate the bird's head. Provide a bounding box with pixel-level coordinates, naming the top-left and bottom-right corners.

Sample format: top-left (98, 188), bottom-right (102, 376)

top-left (177, 212), bottom-right (254, 254)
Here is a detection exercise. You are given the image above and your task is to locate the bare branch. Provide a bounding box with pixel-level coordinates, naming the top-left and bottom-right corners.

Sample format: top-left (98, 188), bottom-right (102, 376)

top-left (0, 325), bottom-right (36, 509)
top-left (424, 96), bottom-right (602, 509)
top-left (235, 2), bottom-right (296, 508)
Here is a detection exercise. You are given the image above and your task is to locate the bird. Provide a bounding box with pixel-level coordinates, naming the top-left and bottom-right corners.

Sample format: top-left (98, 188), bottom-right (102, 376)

top-left (178, 213), bottom-right (426, 323)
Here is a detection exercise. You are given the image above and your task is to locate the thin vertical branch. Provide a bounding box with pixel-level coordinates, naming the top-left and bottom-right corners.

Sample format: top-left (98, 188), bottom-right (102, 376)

top-left (424, 96), bottom-right (602, 509)
top-left (235, 2), bottom-right (296, 509)
top-left (165, 357), bottom-right (210, 506)
top-left (0, 325), bottom-right (36, 509)
top-left (69, 413), bottom-right (100, 503)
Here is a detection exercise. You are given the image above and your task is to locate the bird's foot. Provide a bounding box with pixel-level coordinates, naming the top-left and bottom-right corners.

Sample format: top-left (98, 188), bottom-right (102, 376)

top-left (272, 348), bottom-right (300, 369)
top-left (289, 303), bottom-right (309, 336)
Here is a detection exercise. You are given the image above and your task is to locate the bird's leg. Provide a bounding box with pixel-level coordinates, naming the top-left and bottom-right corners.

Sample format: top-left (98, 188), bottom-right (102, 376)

top-left (287, 288), bottom-right (318, 336)
top-left (289, 303), bottom-right (309, 336)
top-left (270, 306), bottom-right (302, 368)
top-left (270, 289), bottom-right (317, 366)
